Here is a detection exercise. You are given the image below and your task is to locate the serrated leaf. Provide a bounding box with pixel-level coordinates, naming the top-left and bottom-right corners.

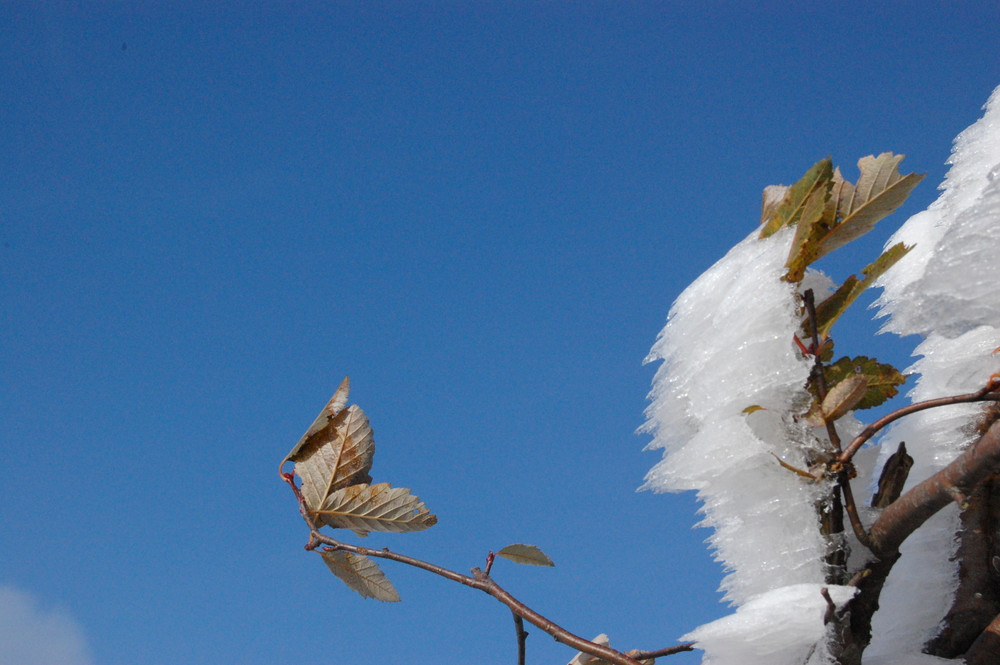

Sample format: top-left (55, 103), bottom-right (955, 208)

top-left (821, 153), bottom-right (924, 257)
top-left (284, 378), bottom-right (351, 464)
top-left (317, 482), bottom-right (437, 537)
top-left (289, 405), bottom-right (375, 511)
top-left (820, 374), bottom-right (868, 423)
top-left (496, 544), bottom-right (555, 567)
top-left (776, 154), bottom-right (920, 281)
top-left (321, 550), bottom-right (400, 602)
top-left (760, 185), bottom-right (789, 229)
top-left (760, 158), bottom-right (833, 238)
top-left (810, 242), bottom-right (912, 340)
top-left (824, 356), bottom-right (906, 410)
top-left (784, 170), bottom-right (836, 282)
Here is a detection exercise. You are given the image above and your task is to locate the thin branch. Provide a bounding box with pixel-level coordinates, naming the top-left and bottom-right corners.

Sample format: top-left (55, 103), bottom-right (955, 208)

top-left (284, 474), bottom-right (653, 665)
top-left (630, 643), bottom-right (697, 660)
top-left (512, 611), bottom-right (527, 665)
top-left (803, 289), bottom-right (842, 452)
top-left (821, 587), bottom-right (836, 625)
top-left (839, 478), bottom-right (872, 549)
top-left (838, 389), bottom-right (1000, 464)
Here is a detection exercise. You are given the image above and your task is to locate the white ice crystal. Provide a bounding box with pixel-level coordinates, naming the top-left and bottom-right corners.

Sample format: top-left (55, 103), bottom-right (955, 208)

top-left (683, 584), bottom-right (856, 665)
top-left (643, 225), bottom-right (832, 608)
top-left (865, 85), bottom-right (1000, 661)
top-left (647, 85), bottom-right (1000, 665)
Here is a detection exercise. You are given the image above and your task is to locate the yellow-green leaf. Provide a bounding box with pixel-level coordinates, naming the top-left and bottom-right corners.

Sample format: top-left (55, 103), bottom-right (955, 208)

top-left (810, 242), bottom-right (912, 340)
top-left (759, 158), bottom-right (834, 238)
top-left (316, 482), bottom-right (437, 537)
top-left (321, 550), bottom-right (400, 602)
top-left (742, 405), bottom-right (766, 415)
top-left (824, 356), bottom-right (907, 410)
top-left (783, 175), bottom-right (837, 282)
top-left (496, 544), bottom-right (555, 567)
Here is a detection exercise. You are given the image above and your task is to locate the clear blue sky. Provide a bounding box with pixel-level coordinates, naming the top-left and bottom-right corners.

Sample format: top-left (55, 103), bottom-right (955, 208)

top-left (3, 4), bottom-right (999, 664)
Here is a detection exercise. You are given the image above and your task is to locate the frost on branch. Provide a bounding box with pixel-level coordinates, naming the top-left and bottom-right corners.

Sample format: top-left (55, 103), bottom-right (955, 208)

top-left (866, 85), bottom-right (1000, 660)
top-left (644, 148), bottom-right (922, 664)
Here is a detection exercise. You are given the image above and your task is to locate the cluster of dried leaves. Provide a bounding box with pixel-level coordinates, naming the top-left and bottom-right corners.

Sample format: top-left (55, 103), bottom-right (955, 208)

top-left (280, 377), bottom-right (437, 601)
top-left (281, 377), bottom-right (555, 603)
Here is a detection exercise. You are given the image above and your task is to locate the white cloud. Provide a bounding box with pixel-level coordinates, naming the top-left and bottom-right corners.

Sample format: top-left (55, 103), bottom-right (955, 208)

top-left (0, 586), bottom-right (94, 665)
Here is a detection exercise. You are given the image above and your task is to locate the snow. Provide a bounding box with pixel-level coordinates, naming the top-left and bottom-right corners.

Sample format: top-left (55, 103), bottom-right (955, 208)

top-left (683, 584), bottom-right (855, 665)
top-left (642, 226), bottom-right (832, 607)
top-left (865, 85), bottom-right (1000, 661)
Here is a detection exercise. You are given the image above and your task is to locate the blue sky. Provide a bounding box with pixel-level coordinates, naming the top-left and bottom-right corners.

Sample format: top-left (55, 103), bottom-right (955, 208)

top-left (3, 4), bottom-right (999, 664)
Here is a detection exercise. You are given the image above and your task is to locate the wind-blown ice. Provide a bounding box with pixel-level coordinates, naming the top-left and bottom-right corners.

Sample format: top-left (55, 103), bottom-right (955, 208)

top-left (866, 85), bottom-right (1000, 660)
top-left (684, 584), bottom-right (855, 665)
top-left (643, 225), bottom-right (831, 609)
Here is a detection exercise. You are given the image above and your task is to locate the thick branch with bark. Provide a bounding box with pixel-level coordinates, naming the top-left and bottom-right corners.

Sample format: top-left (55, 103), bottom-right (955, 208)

top-left (868, 419), bottom-right (1000, 557)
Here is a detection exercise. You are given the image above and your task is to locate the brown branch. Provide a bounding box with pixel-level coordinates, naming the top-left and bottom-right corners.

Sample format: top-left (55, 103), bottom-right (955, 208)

top-left (284, 474), bottom-right (653, 665)
top-left (629, 643), bottom-right (697, 660)
top-left (964, 611), bottom-right (1000, 665)
top-left (821, 587), bottom-right (836, 625)
top-left (838, 390), bottom-right (1000, 464)
top-left (803, 289), bottom-right (842, 452)
top-left (839, 478), bottom-right (872, 549)
top-left (512, 611), bottom-right (527, 665)
top-left (868, 419), bottom-right (1000, 557)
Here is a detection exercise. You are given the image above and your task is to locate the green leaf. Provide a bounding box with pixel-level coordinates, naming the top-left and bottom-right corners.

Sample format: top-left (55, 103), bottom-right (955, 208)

top-left (742, 405), bottom-right (766, 415)
top-left (810, 242), bottom-right (912, 340)
top-left (783, 175), bottom-right (837, 282)
top-left (496, 544), bottom-right (555, 567)
top-left (759, 158), bottom-right (834, 238)
top-left (321, 550), bottom-right (400, 602)
top-left (823, 356), bottom-right (906, 410)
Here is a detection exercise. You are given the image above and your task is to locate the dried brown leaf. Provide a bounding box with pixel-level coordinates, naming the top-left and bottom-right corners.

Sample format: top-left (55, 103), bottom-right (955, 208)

top-left (821, 154), bottom-right (923, 257)
top-left (317, 482), bottom-right (437, 537)
top-left (496, 544), bottom-right (555, 567)
top-left (320, 550), bottom-right (400, 602)
top-left (290, 404), bottom-right (375, 512)
top-left (284, 377), bottom-right (351, 463)
top-left (820, 374), bottom-right (869, 423)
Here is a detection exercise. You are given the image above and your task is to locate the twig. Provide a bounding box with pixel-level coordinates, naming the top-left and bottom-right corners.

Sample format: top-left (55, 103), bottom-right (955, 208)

top-left (284, 475), bottom-right (657, 665)
top-left (512, 611), bottom-right (528, 665)
top-left (803, 289), bottom-right (842, 452)
top-left (630, 643), bottom-right (697, 659)
top-left (820, 587), bottom-right (836, 625)
top-left (838, 389), bottom-right (1000, 464)
top-left (839, 476), bottom-right (872, 549)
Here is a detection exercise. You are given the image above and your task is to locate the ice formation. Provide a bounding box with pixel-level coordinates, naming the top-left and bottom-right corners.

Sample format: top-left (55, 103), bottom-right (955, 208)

top-left (642, 225), bottom-right (833, 607)
top-left (683, 584), bottom-right (855, 665)
top-left (865, 85), bottom-right (1000, 660)
top-left (645, 84), bottom-right (1000, 664)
